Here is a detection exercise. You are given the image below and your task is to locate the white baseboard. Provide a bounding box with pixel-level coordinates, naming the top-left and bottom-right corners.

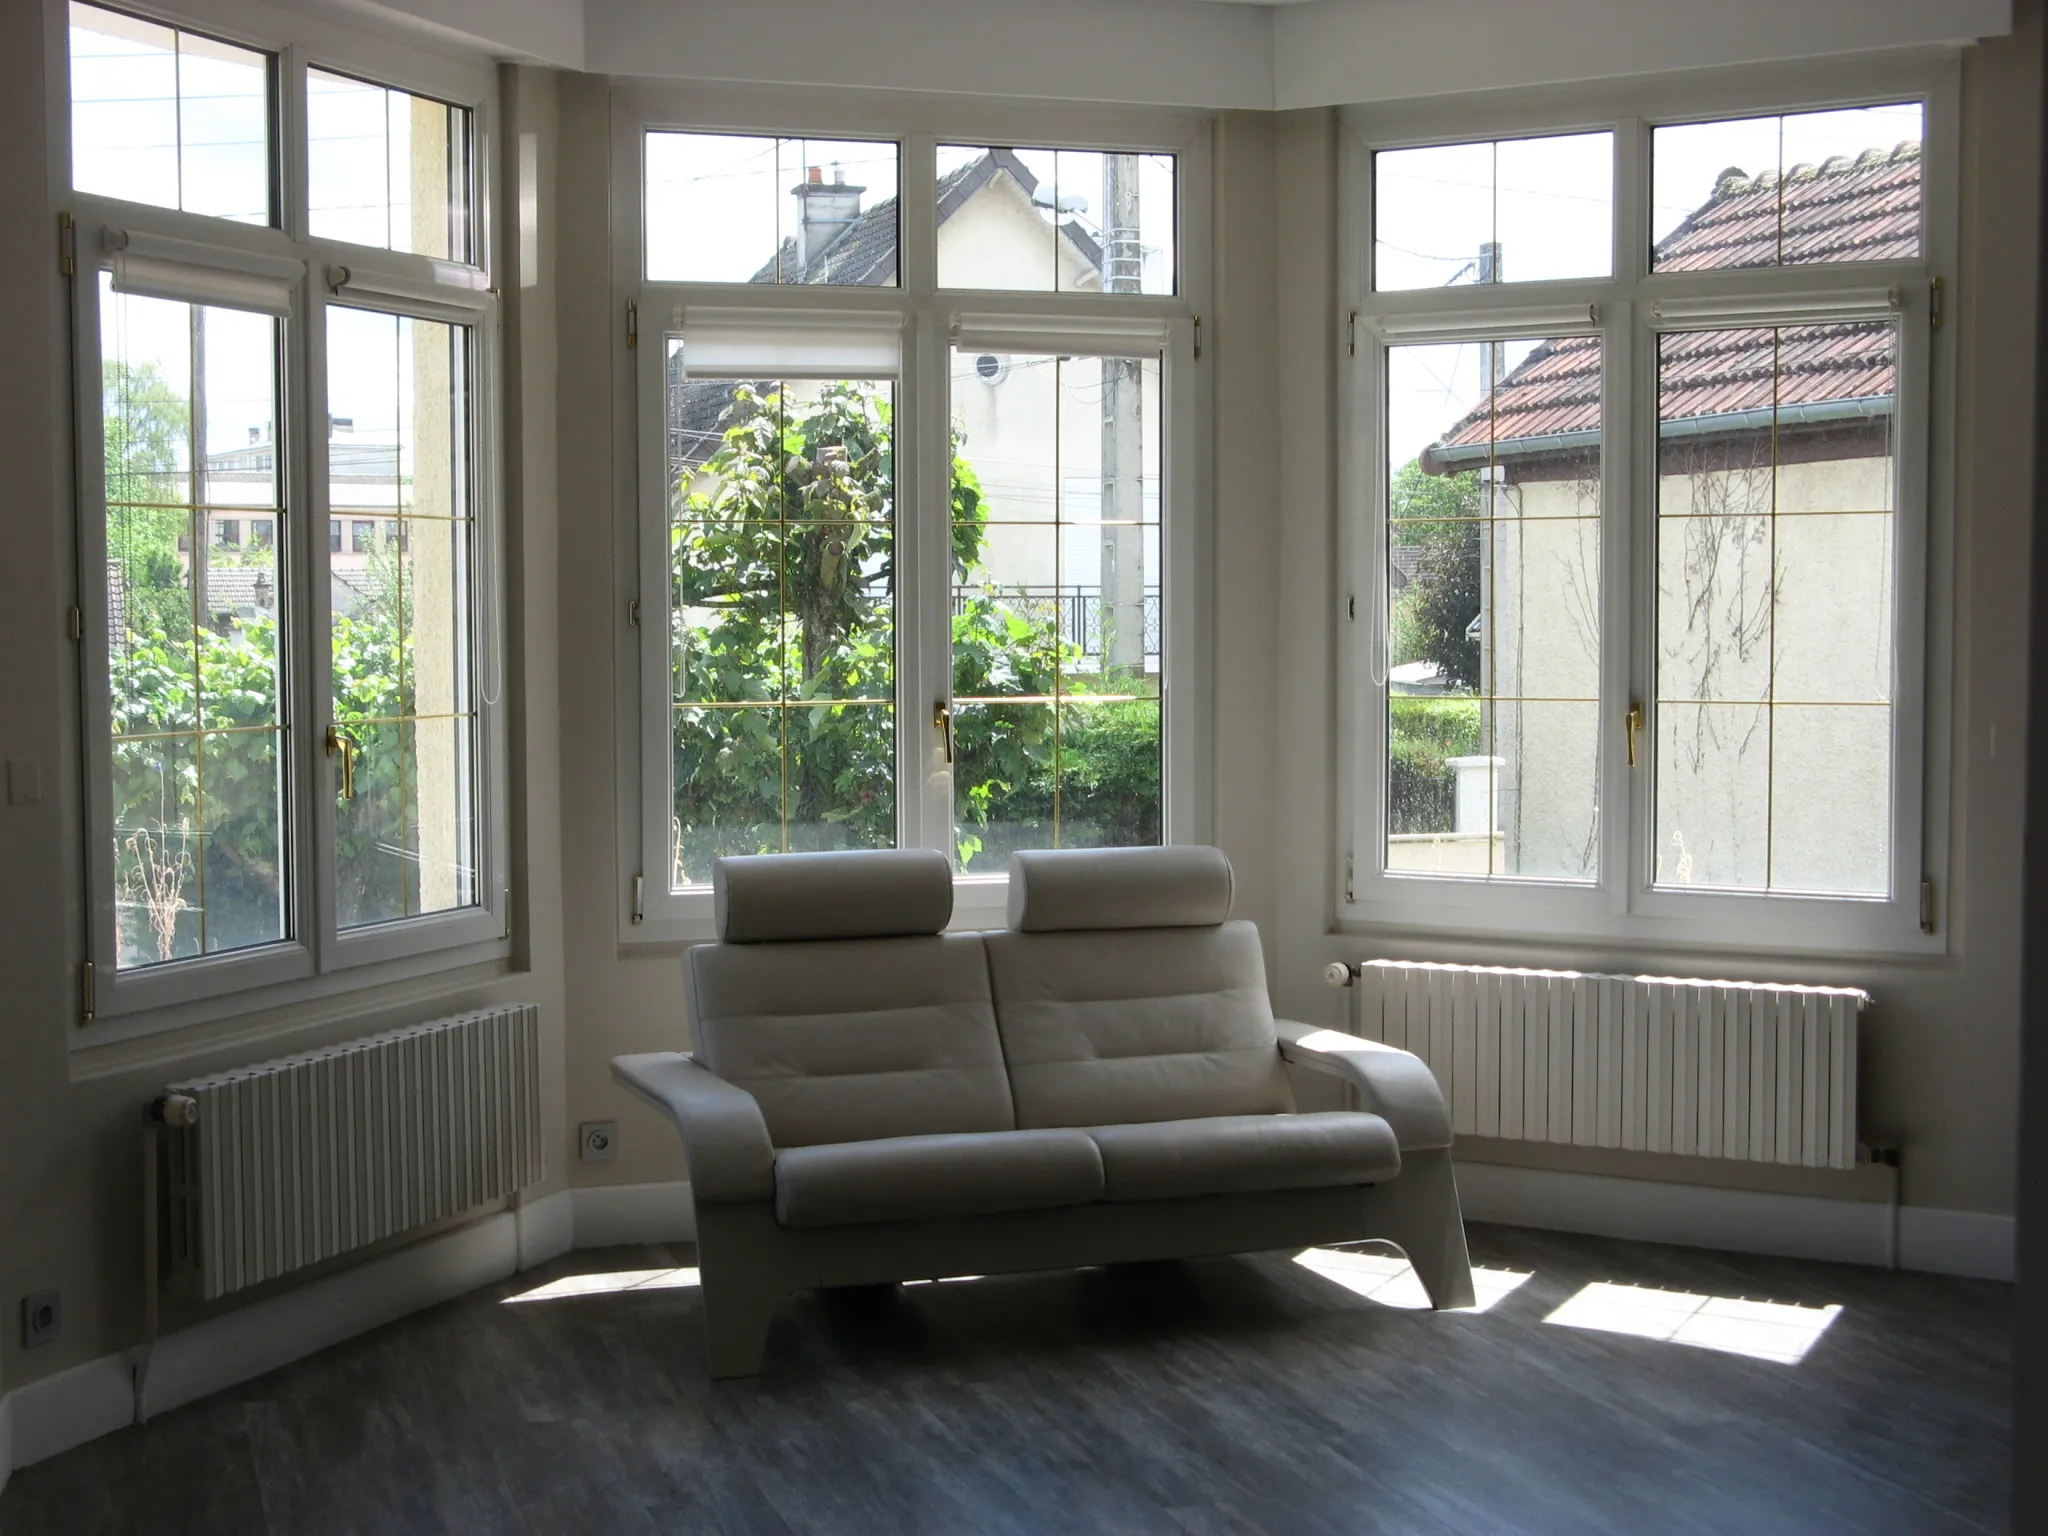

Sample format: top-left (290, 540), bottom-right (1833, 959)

top-left (0, 1183), bottom-right (686, 1482)
top-left (0, 1350), bottom-right (136, 1473)
top-left (139, 1208), bottom-right (524, 1422)
top-left (1898, 1204), bottom-right (2017, 1280)
top-left (570, 1179), bottom-right (696, 1248)
top-left (516, 1190), bottom-right (575, 1270)
top-left (1454, 1160), bottom-right (2016, 1281)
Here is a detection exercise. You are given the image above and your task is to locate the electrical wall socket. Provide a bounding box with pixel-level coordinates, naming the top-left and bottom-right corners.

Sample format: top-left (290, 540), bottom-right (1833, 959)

top-left (22, 1288), bottom-right (60, 1348)
top-left (579, 1120), bottom-right (619, 1163)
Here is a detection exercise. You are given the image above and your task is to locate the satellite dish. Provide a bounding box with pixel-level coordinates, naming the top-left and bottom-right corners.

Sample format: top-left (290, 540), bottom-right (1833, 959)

top-left (1031, 188), bottom-right (1089, 215)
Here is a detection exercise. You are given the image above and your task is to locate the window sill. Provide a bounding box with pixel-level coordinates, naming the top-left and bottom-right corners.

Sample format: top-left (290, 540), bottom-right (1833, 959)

top-left (1337, 890), bottom-right (1945, 967)
top-left (70, 935), bottom-right (515, 1058)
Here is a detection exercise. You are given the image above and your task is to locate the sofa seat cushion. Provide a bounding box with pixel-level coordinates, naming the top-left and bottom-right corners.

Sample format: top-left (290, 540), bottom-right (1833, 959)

top-left (1087, 1112), bottom-right (1400, 1202)
top-left (774, 1129), bottom-right (1105, 1228)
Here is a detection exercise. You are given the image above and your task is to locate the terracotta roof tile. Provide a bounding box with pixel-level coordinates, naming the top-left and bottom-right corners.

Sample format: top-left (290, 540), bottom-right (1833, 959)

top-left (1423, 143), bottom-right (1915, 468)
top-left (1655, 141), bottom-right (1921, 272)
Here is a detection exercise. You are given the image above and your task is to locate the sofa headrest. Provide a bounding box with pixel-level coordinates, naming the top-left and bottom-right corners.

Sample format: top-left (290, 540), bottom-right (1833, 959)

top-left (1006, 846), bottom-right (1234, 933)
top-left (714, 849), bottom-right (953, 943)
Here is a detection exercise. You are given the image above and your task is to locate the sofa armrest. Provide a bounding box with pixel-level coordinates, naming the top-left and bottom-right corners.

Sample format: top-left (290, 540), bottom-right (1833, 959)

top-left (1274, 1020), bottom-right (1453, 1151)
top-left (610, 1052), bottom-right (776, 1204)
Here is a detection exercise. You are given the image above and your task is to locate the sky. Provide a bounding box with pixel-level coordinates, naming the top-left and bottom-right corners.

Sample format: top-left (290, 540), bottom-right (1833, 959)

top-left (644, 134), bottom-right (1174, 294)
top-left (72, 5), bottom-right (465, 462)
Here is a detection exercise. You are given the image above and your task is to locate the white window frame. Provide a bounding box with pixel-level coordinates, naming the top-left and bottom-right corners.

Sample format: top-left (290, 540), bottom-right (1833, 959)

top-left (611, 82), bottom-right (1212, 943)
top-left (1337, 56), bottom-right (1959, 958)
top-left (53, 0), bottom-right (509, 1042)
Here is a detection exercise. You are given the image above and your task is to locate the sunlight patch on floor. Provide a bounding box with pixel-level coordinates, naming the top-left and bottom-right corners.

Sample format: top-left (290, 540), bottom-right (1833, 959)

top-left (1544, 1281), bottom-right (1842, 1364)
top-left (503, 1267), bottom-right (701, 1303)
top-left (1291, 1248), bottom-right (1532, 1311)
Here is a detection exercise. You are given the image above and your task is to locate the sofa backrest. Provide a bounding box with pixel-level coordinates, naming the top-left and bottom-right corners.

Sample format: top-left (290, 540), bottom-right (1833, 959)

top-left (983, 846), bottom-right (1295, 1129)
top-left (686, 850), bottom-right (1016, 1147)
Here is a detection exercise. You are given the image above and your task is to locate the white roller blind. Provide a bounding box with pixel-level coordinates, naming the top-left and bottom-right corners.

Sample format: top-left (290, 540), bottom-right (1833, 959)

top-left (951, 312), bottom-right (1169, 358)
top-left (672, 307), bottom-right (903, 378)
top-left (1650, 289), bottom-right (1901, 329)
top-left (327, 258), bottom-right (492, 321)
top-left (104, 228), bottom-right (301, 316)
top-left (1368, 303), bottom-right (1598, 340)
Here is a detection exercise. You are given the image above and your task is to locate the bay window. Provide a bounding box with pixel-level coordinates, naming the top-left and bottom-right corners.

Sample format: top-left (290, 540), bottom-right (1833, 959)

top-left (1344, 69), bottom-right (1949, 952)
top-left (66, 2), bottom-right (503, 1032)
top-left (618, 99), bottom-right (1204, 938)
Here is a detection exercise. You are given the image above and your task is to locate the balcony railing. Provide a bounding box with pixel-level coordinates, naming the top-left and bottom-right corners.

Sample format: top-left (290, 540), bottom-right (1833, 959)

top-left (953, 585), bottom-right (1161, 664)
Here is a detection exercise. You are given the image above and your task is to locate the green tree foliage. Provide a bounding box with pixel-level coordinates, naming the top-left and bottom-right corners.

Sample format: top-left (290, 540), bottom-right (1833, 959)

top-left (103, 359), bottom-right (423, 963)
top-left (1387, 696), bottom-right (1480, 835)
top-left (1390, 459), bottom-right (1483, 691)
top-left (104, 360), bottom-right (196, 640)
top-left (671, 379), bottom-right (1162, 878)
top-left (109, 371), bottom-right (1169, 964)
top-left (1385, 459), bottom-right (1485, 836)
top-left (669, 383), bottom-right (899, 881)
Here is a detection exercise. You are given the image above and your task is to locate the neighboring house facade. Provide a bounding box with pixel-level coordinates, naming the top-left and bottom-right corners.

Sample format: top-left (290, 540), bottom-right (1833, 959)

top-left (1403, 142), bottom-right (1916, 893)
top-left (184, 428), bottom-right (404, 623)
top-left (670, 150), bottom-right (1162, 671)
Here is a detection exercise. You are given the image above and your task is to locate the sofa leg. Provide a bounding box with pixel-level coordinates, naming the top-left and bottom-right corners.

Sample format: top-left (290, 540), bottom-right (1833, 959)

top-left (694, 1202), bottom-right (784, 1378)
top-left (1371, 1148), bottom-right (1477, 1310)
top-left (701, 1269), bottom-right (779, 1378)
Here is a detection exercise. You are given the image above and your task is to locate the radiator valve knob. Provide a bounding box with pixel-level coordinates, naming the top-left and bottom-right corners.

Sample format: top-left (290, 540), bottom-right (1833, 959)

top-left (152, 1094), bottom-right (200, 1128)
top-left (1323, 961), bottom-right (1354, 989)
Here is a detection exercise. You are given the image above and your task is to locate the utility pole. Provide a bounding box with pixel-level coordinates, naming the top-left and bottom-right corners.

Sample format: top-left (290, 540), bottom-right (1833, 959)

top-left (1099, 154), bottom-right (1146, 673)
top-left (1474, 239), bottom-right (1500, 706)
top-left (1475, 241), bottom-right (1503, 867)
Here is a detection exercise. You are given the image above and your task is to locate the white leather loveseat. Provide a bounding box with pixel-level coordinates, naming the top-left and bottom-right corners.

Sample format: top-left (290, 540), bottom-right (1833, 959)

top-left (612, 844), bottom-right (1474, 1377)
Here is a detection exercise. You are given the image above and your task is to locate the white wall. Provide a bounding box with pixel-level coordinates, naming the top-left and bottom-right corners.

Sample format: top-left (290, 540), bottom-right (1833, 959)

top-left (1273, 0), bottom-right (2013, 109)
top-left (285, 0), bottom-right (2018, 111)
top-left (585, 0), bottom-right (1275, 111)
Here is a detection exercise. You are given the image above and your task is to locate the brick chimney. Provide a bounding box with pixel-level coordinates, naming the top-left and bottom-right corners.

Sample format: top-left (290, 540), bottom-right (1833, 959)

top-left (790, 163), bottom-right (864, 276)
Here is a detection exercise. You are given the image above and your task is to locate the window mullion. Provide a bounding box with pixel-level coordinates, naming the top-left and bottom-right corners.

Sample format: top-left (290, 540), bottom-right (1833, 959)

top-left (303, 281), bottom-right (341, 967)
top-left (908, 310), bottom-right (954, 863)
top-left (1605, 303), bottom-right (1639, 918)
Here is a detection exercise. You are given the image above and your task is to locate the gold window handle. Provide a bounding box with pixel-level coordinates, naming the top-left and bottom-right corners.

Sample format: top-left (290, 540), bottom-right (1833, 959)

top-left (933, 701), bottom-right (955, 765)
top-left (1626, 703), bottom-right (1644, 769)
top-left (325, 724), bottom-right (357, 799)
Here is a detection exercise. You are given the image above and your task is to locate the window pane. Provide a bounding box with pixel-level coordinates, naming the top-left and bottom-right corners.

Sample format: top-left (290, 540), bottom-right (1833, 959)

top-left (327, 307), bottom-right (479, 927)
top-left (100, 275), bottom-right (286, 969)
top-left (951, 350), bottom-right (1163, 871)
top-left (1651, 104), bottom-right (1923, 271)
top-left (936, 147), bottom-right (1175, 295)
top-left (308, 70), bottom-right (472, 260)
top-left (645, 132), bottom-right (899, 286)
top-left (1374, 133), bottom-right (1611, 292)
top-left (70, 3), bottom-right (272, 226)
top-left (1653, 323), bottom-right (1898, 897)
top-left (666, 358), bottom-right (897, 888)
top-left (1385, 336), bottom-right (1602, 882)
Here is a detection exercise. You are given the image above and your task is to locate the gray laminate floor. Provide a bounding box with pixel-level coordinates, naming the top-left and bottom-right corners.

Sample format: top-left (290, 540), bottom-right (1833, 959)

top-left (0, 1223), bottom-right (2011, 1535)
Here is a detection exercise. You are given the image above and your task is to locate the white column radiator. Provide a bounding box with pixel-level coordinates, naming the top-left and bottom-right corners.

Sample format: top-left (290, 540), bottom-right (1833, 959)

top-left (1330, 962), bottom-right (1868, 1170)
top-left (158, 1005), bottom-right (544, 1301)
